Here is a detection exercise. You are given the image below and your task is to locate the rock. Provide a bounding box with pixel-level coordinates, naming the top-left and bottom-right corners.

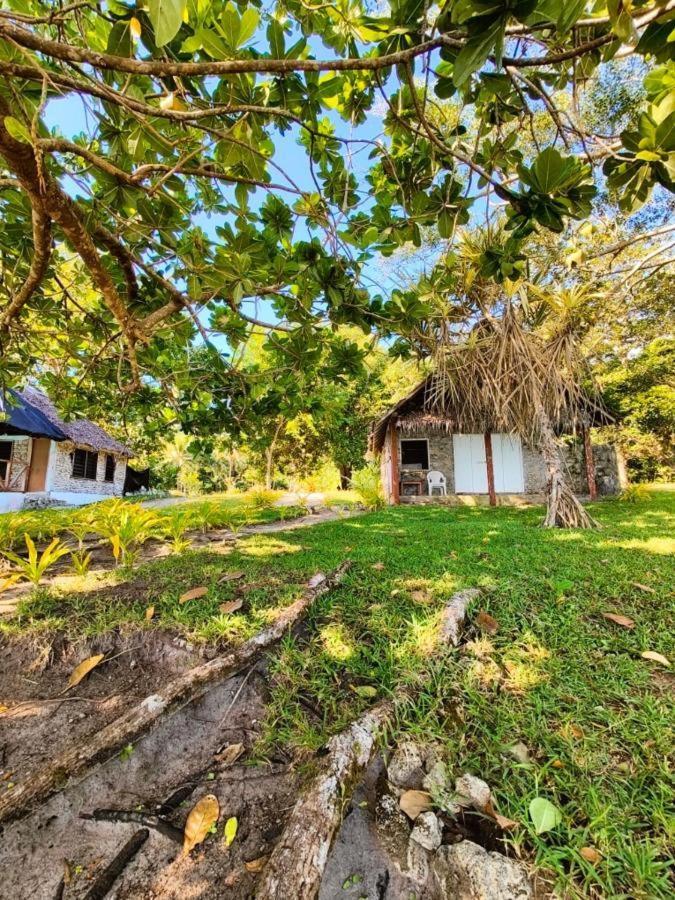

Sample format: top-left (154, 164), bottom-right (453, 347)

top-left (455, 773), bottom-right (491, 811)
top-left (505, 742), bottom-right (531, 765)
top-left (410, 811), bottom-right (442, 852)
top-left (432, 840), bottom-right (533, 900)
top-left (375, 791), bottom-right (410, 861)
top-left (423, 761), bottom-right (450, 796)
top-left (387, 741), bottom-right (425, 790)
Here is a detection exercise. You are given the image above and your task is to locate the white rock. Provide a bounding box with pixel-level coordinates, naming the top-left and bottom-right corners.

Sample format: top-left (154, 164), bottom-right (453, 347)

top-left (423, 761), bottom-right (450, 795)
top-left (388, 741), bottom-right (425, 789)
top-left (455, 773), bottom-right (491, 811)
top-left (410, 811), bottom-right (442, 852)
top-left (432, 840), bottom-right (532, 900)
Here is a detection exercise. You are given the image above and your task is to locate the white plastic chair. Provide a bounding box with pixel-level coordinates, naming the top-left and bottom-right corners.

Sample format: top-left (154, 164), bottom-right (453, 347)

top-left (427, 470), bottom-right (447, 496)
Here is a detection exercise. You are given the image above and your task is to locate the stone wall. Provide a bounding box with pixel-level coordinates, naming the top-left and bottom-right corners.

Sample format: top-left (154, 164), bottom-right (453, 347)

top-left (6, 437), bottom-right (31, 491)
top-left (50, 443), bottom-right (126, 497)
top-left (391, 427), bottom-right (625, 497)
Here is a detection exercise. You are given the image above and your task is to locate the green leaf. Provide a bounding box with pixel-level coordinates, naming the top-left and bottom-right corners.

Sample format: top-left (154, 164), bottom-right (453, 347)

top-left (4, 116), bottom-right (31, 143)
top-left (238, 8), bottom-right (259, 46)
top-left (107, 21), bottom-right (132, 57)
top-left (529, 797), bottom-right (562, 834)
top-left (148, 0), bottom-right (186, 47)
top-left (557, 0), bottom-right (586, 33)
top-left (453, 17), bottom-right (505, 87)
top-left (223, 816), bottom-right (238, 848)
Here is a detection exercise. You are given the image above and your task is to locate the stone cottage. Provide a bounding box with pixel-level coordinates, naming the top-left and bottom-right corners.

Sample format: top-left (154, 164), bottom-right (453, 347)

top-left (0, 387), bottom-right (133, 512)
top-left (371, 378), bottom-right (626, 505)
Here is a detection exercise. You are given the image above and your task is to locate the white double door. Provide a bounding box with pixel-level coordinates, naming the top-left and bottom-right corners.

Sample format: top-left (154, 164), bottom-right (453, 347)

top-left (453, 433), bottom-right (524, 494)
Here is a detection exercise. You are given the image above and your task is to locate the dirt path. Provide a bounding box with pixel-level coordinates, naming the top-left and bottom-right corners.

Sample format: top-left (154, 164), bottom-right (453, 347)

top-left (0, 658), bottom-right (299, 899)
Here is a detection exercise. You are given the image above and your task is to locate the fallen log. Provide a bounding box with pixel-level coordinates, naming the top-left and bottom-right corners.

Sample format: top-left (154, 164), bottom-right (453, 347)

top-left (83, 828), bottom-right (149, 900)
top-left (255, 700), bottom-right (393, 900)
top-left (0, 563), bottom-right (351, 826)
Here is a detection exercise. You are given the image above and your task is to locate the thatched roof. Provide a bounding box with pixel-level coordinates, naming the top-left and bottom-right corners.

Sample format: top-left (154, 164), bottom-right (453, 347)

top-left (370, 376), bottom-right (611, 455)
top-left (0, 388), bottom-right (133, 457)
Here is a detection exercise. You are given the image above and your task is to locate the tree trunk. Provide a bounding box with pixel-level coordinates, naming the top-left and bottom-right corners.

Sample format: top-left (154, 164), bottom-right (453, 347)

top-left (536, 404), bottom-right (598, 528)
top-left (265, 420), bottom-right (284, 490)
top-left (338, 464), bottom-right (352, 490)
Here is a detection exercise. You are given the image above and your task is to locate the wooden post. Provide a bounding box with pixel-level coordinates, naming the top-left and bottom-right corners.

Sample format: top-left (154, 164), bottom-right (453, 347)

top-left (582, 425), bottom-right (597, 500)
top-left (484, 432), bottom-right (496, 507)
top-left (390, 424), bottom-right (400, 505)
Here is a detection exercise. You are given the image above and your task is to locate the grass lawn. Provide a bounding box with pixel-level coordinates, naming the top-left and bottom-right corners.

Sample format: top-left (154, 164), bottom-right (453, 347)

top-left (2, 487), bottom-right (673, 897)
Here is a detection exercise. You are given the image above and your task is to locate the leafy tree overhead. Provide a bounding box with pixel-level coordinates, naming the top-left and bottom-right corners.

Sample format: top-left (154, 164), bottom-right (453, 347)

top-left (0, 0), bottom-right (673, 407)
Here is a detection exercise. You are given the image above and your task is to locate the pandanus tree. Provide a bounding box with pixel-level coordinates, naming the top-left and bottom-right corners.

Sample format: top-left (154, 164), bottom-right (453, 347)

top-left (393, 232), bottom-right (603, 527)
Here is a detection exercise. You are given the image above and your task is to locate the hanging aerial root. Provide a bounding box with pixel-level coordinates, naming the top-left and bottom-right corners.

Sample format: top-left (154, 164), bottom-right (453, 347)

top-left (0, 562), bottom-right (351, 826)
top-left (543, 472), bottom-right (599, 529)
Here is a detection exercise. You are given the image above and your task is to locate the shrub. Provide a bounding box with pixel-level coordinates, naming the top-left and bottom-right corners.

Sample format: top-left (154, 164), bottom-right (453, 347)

top-left (351, 464), bottom-right (384, 510)
top-left (92, 502), bottom-right (160, 569)
top-left (2, 534), bottom-right (70, 585)
top-left (619, 483), bottom-right (650, 503)
top-left (163, 509), bottom-right (192, 553)
top-left (247, 488), bottom-right (277, 510)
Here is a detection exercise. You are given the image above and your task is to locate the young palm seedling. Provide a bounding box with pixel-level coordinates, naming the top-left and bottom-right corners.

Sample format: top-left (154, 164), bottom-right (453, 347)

top-left (95, 504), bottom-right (160, 570)
top-left (2, 534), bottom-right (70, 585)
top-left (164, 509), bottom-right (192, 554)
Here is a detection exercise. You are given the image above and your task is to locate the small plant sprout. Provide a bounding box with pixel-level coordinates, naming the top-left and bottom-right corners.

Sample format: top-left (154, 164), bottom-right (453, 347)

top-left (1, 534), bottom-right (70, 585)
top-left (70, 549), bottom-right (92, 577)
top-left (164, 509), bottom-right (192, 554)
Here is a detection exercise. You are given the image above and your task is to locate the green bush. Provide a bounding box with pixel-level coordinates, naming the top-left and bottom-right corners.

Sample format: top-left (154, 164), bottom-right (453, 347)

top-left (351, 463), bottom-right (384, 510)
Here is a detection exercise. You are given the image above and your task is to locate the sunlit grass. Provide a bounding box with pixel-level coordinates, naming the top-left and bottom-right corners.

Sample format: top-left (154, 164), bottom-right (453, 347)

top-left (2, 486), bottom-right (673, 896)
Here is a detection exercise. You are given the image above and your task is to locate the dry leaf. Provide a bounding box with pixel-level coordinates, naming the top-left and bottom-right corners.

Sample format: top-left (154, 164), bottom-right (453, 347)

top-left (399, 790), bottom-right (432, 820)
top-left (641, 650), bottom-right (670, 667)
top-left (551, 759), bottom-right (565, 768)
top-left (601, 612), bottom-right (635, 629)
top-left (66, 654), bottom-right (104, 691)
top-left (180, 586), bottom-right (208, 603)
top-left (218, 571), bottom-right (244, 584)
top-left (245, 856), bottom-right (269, 873)
top-left (371, 562), bottom-right (385, 571)
top-left (223, 816), bottom-right (238, 848)
top-left (476, 610), bottom-right (499, 634)
top-left (219, 599), bottom-right (244, 614)
top-left (580, 846), bottom-right (602, 863)
top-left (183, 794), bottom-right (219, 856)
top-left (145, 605), bottom-right (155, 621)
top-left (630, 581), bottom-right (655, 594)
top-left (492, 811), bottom-right (518, 830)
top-left (215, 743), bottom-right (244, 766)
top-left (411, 589), bottom-right (431, 604)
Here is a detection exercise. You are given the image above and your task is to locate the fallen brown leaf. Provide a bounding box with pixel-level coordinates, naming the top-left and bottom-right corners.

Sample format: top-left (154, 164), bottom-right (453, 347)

top-left (641, 650), bottom-right (670, 667)
top-left (476, 610), bottom-right (499, 634)
top-left (66, 654), bottom-right (104, 691)
top-left (219, 599), bottom-right (244, 614)
top-left (218, 571), bottom-right (244, 584)
top-left (411, 589), bottom-right (431, 604)
top-left (580, 846), bottom-right (602, 864)
top-left (215, 743), bottom-right (245, 766)
top-left (630, 581), bottom-right (655, 594)
top-left (180, 586), bottom-right (209, 603)
top-left (601, 612), bottom-right (635, 629)
top-left (551, 759), bottom-right (565, 768)
top-left (145, 605), bottom-right (155, 621)
top-left (399, 790), bottom-right (432, 820)
top-left (245, 856), bottom-right (269, 873)
top-left (183, 794), bottom-right (219, 856)
top-left (371, 562), bottom-right (385, 571)
top-left (492, 811), bottom-right (519, 830)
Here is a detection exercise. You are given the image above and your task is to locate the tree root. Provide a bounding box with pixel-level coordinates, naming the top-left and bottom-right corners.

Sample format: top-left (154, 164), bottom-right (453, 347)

top-left (543, 473), bottom-right (599, 529)
top-left (83, 828), bottom-right (149, 900)
top-left (255, 584), bottom-right (478, 898)
top-left (0, 563), bottom-right (351, 826)
top-left (255, 701), bottom-right (394, 900)
top-left (80, 808), bottom-right (183, 843)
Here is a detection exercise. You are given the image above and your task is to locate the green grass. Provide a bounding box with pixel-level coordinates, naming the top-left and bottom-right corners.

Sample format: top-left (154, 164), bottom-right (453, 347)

top-left (3, 487), bottom-right (674, 897)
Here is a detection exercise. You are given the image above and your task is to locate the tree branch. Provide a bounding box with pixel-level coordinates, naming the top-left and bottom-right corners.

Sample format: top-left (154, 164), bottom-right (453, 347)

top-left (0, 203), bottom-right (51, 331)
